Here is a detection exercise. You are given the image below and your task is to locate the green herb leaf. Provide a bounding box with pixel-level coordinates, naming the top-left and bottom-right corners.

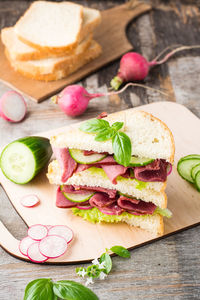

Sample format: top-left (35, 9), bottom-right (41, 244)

top-left (80, 119), bottom-right (109, 133)
top-left (110, 246), bottom-right (131, 258)
top-left (53, 280), bottom-right (98, 300)
top-left (111, 122), bottom-right (124, 132)
top-left (99, 253), bottom-right (112, 274)
top-left (95, 128), bottom-right (115, 141)
top-left (112, 132), bottom-right (132, 167)
top-left (23, 278), bottom-right (54, 300)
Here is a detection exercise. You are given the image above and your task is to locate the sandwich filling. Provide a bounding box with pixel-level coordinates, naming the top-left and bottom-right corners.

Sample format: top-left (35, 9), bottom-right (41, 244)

top-left (53, 148), bottom-right (171, 184)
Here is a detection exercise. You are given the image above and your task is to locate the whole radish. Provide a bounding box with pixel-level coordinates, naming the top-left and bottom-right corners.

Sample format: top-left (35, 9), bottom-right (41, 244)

top-left (110, 45), bottom-right (200, 90)
top-left (0, 90), bottom-right (27, 122)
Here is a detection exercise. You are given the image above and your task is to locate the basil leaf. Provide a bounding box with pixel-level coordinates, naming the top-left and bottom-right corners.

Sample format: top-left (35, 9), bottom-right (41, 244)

top-left (99, 253), bottom-right (112, 274)
top-left (95, 128), bottom-right (116, 141)
top-left (110, 246), bottom-right (131, 258)
top-left (80, 119), bottom-right (110, 133)
top-left (111, 122), bottom-right (124, 132)
top-left (23, 278), bottom-right (54, 300)
top-left (112, 132), bottom-right (132, 167)
top-left (53, 280), bottom-right (98, 300)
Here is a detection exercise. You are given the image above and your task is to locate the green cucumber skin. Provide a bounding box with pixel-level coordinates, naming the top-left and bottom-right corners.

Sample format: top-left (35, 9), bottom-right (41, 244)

top-left (177, 158), bottom-right (200, 183)
top-left (179, 154), bottom-right (200, 161)
top-left (69, 149), bottom-right (107, 164)
top-left (62, 191), bottom-right (95, 203)
top-left (191, 163), bottom-right (200, 181)
top-left (129, 158), bottom-right (154, 167)
top-left (0, 136), bottom-right (52, 184)
top-left (195, 171), bottom-right (200, 192)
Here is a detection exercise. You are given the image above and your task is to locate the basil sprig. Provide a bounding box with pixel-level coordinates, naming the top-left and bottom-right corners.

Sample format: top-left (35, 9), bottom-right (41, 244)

top-left (23, 278), bottom-right (98, 300)
top-left (80, 119), bottom-right (132, 167)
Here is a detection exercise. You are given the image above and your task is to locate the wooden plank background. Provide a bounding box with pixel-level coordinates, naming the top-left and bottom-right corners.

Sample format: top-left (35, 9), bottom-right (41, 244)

top-left (0, 0), bottom-right (200, 299)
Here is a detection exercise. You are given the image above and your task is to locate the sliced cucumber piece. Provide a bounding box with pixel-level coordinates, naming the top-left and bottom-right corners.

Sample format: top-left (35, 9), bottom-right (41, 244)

top-left (62, 191), bottom-right (95, 203)
top-left (191, 163), bottom-right (200, 181)
top-left (195, 171), bottom-right (200, 192)
top-left (129, 156), bottom-right (154, 167)
top-left (177, 158), bottom-right (200, 183)
top-left (0, 136), bottom-right (52, 184)
top-left (69, 149), bottom-right (107, 164)
top-left (179, 154), bottom-right (200, 161)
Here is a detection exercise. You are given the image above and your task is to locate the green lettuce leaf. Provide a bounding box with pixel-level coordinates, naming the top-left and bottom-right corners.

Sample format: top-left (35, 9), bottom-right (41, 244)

top-left (154, 207), bottom-right (172, 218)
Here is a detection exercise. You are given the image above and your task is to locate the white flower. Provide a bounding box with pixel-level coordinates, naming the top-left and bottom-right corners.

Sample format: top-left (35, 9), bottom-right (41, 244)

top-left (85, 277), bottom-right (94, 286)
top-left (99, 272), bottom-right (107, 280)
top-left (77, 269), bottom-right (87, 278)
top-left (92, 258), bottom-right (99, 265)
top-left (98, 261), bottom-right (105, 269)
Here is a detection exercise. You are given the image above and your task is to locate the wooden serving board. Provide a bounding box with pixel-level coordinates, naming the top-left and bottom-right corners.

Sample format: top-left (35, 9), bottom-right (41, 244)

top-left (0, 102), bottom-right (200, 264)
top-left (0, 2), bottom-right (151, 102)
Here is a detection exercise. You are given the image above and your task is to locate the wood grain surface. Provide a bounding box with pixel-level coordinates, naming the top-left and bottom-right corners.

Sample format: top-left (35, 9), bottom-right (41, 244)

top-left (0, 0), bottom-right (200, 299)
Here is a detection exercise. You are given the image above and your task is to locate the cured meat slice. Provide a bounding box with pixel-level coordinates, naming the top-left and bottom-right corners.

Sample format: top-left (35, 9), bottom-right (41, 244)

top-left (134, 159), bottom-right (168, 182)
top-left (89, 193), bottom-right (116, 208)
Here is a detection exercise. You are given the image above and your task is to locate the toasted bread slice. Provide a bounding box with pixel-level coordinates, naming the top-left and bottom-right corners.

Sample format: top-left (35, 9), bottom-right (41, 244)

top-left (6, 40), bottom-right (102, 81)
top-left (2, 7), bottom-right (101, 61)
top-left (14, 1), bottom-right (83, 53)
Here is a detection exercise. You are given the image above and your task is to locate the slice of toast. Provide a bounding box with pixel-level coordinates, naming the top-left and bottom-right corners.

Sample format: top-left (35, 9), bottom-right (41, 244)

top-left (6, 40), bottom-right (102, 81)
top-left (14, 1), bottom-right (83, 53)
top-left (2, 7), bottom-right (101, 61)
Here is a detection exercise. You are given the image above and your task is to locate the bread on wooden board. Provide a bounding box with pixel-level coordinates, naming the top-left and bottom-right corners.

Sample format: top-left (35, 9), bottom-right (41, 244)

top-left (14, 1), bottom-right (84, 53)
top-left (6, 40), bottom-right (102, 81)
top-left (1, 7), bottom-right (101, 61)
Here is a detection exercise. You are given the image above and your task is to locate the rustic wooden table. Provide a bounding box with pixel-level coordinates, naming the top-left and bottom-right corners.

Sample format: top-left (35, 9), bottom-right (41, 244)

top-left (0, 1), bottom-right (200, 299)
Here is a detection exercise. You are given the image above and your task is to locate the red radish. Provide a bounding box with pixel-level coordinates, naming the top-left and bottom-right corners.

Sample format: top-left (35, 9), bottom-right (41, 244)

top-left (39, 235), bottom-right (68, 258)
top-left (77, 205), bottom-right (93, 210)
top-left (19, 236), bottom-right (35, 256)
top-left (20, 194), bottom-right (40, 207)
top-left (28, 224), bottom-right (48, 241)
top-left (0, 90), bottom-right (27, 122)
top-left (27, 242), bottom-right (48, 263)
top-left (111, 45), bottom-right (200, 90)
top-left (167, 163), bottom-right (173, 176)
top-left (48, 225), bottom-right (73, 244)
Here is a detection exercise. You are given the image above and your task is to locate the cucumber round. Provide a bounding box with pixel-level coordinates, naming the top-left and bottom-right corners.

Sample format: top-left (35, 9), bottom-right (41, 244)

top-left (191, 163), bottom-right (200, 181)
top-left (69, 149), bottom-right (107, 164)
top-left (177, 158), bottom-right (200, 183)
top-left (179, 154), bottom-right (200, 161)
top-left (195, 171), bottom-right (200, 192)
top-left (0, 136), bottom-right (52, 184)
top-left (129, 156), bottom-right (154, 167)
top-left (62, 191), bottom-right (95, 203)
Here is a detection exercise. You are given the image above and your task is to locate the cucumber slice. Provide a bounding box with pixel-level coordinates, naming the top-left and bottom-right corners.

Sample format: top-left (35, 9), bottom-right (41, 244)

top-left (129, 156), bottom-right (154, 167)
top-left (0, 136), bottom-right (52, 184)
top-left (69, 149), bottom-right (107, 164)
top-left (177, 158), bottom-right (200, 183)
top-left (179, 154), bottom-right (200, 160)
top-left (195, 171), bottom-right (200, 192)
top-left (62, 191), bottom-right (95, 203)
top-left (191, 163), bottom-right (200, 181)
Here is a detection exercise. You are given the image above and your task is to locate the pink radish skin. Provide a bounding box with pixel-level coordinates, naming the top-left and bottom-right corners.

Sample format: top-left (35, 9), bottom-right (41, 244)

top-left (0, 90), bottom-right (27, 122)
top-left (19, 236), bottom-right (35, 256)
top-left (39, 235), bottom-right (68, 258)
top-left (27, 242), bottom-right (48, 263)
top-left (47, 225), bottom-right (73, 244)
top-left (28, 224), bottom-right (48, 241)
top-left (20, 194), bottom-right (40, 207)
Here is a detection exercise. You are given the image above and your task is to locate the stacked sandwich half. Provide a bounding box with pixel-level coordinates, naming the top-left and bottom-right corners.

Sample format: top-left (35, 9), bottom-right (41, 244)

top-left (1, 1), bottom-right (102, 81)
top-left (47, 110), bottom-right (175, 237)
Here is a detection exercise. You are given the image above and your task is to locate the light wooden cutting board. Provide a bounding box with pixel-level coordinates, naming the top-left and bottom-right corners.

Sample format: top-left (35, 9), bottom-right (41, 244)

top-left (0, 102), bottom-right (200, 264)
top-left (0, 2), bottom-right (151, 102)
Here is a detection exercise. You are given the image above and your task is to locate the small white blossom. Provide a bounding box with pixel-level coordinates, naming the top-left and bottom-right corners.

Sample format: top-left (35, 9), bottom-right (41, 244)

top-left (99, 272), bottom-right (107, 280)
top-left (77, 269), bottom-right (87, 278)
top-left (92, 258), bottom-right (99, 265)
top-left (98, 261), bottom-right (105, 269)
top-left (85, 277), bottom-right (94, 286)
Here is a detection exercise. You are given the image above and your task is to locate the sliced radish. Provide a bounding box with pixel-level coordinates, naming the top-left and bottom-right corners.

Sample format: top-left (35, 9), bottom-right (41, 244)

top-left (28, 224), bottom-right (48, 241)
top-left (48, 225), bottom-right (73, 244)
top-left (0, 90), bottom-right (27, 122)
top-left (39, 235), bottom-right (68, 258)
top-left (19, 236), bottom-right (35, 256)
top-left (20, 194), bottom-right (40, 207)
top-left (27, 242), bottom-right (48, 263)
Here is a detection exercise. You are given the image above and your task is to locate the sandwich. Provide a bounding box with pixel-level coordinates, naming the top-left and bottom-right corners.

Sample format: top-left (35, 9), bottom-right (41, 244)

top-left (47, 110), bottom-right (175, 237)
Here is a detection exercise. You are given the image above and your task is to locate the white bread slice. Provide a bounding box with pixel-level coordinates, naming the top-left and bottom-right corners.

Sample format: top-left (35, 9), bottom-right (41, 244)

top-left (14, 1), bottom-right (83, 53)
top-left (1, 8), bottom-right (101, 61)
top-left (51, 110), bottom-right (175, 163)
top-left (47, 160), bottom-right (167, 209)
top-left (6, 40), bottom-right (102, 81)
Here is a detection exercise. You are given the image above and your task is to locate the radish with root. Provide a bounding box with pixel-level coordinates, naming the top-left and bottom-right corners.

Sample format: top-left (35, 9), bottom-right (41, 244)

top-left (0, 90), bottom-right (27, 122)
top-left (110, 45), bottom-right (200, 90)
